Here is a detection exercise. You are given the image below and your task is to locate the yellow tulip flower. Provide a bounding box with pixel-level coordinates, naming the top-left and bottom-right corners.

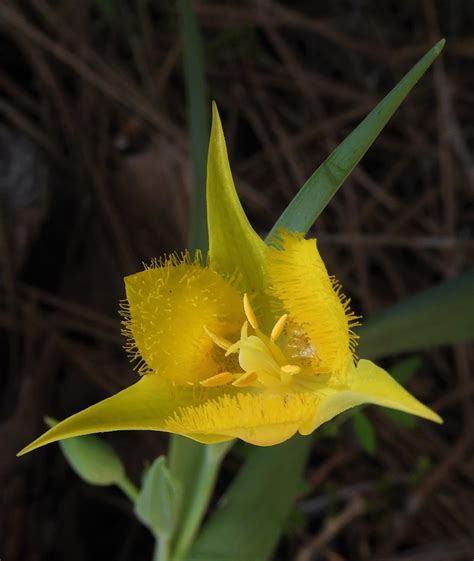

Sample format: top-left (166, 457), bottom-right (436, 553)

top-left (19, 105), bottom-right (441, 455)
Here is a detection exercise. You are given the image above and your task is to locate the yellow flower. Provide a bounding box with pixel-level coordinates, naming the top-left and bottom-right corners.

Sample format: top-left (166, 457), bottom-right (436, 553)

top-left (19, 105), bottom-right (441, 455)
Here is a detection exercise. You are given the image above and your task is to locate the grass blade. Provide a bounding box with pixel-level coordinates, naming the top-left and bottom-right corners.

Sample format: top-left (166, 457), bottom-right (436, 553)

top-left (358, 271), bottom-right (474, 360)
top-left (268, 39), bottom-right (445, 238)
top-left (178, 0), bottom-right (209, 252)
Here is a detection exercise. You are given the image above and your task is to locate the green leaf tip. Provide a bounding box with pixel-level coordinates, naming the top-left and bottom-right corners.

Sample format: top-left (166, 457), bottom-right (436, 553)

top-left (269, 39), bottom-right (447, 238)
top-left (44, 416), bottom-right (58, 428)
top-left (434, 38), bottom-right (446, 53)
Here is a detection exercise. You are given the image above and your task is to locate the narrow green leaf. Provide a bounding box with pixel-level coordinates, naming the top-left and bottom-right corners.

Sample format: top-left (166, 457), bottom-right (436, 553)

top-left (178, 0), bottom-right (209, 252)
top-left (186, 436), bottom-right (312, 561)
top-left (268, 39), bottom-right (445, 238)
top-left (352, 411), bottom-right (377, 455)
top-left (357, 271), bottom-right (474, 360)
top-left (135, 456), bottom-right (182, 539)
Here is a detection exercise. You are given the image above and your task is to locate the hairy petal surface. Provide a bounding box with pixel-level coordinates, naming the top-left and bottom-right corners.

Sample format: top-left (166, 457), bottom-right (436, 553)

top-left (165, 391), bottom-right (319, 446)
top-left (299, 359), bottom-right (442, 435)
top-left (267, 231), bottom-right (359, 379)
top-left (122, 256), bottom-right (244, 383)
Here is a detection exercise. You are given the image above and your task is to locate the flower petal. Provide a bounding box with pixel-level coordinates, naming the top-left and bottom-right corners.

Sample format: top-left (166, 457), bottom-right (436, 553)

top-left (299, 359), bottom-right (442, 435)
top-left (267, 231), bottom-right (359, 379)
top-left (165, 391), bottom-right (319, 446)
top-left (207, 103), bottom-right (267, 292)
top-left (18, 375), bottom-right (233, 456)
top-left (123, 256), bottom-right (244, 383)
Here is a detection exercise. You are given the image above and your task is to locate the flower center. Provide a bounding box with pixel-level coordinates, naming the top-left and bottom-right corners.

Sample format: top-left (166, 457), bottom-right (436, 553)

top-left (202, 294), bottom-right (306, 389)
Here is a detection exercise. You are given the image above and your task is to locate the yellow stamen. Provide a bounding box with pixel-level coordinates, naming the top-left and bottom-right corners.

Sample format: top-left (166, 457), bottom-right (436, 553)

top-left (204, 326), bottom-right (233, 351)
top-left (200, 371), bottom-right (234, 387)
top-left (270, 314), bottom-right (288, 342)
top-left (232, 371), bottom-right (258, 388)
top-left (243, 293), bottom-right (259, 330)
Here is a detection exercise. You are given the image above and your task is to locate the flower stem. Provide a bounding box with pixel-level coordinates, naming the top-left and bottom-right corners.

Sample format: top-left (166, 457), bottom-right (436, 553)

top-left (153, 536), bottom-right (170, 561)
top-left (169, 439), bottom-right (234, 560)
top-left (116, 475), bottom-right (139, 503)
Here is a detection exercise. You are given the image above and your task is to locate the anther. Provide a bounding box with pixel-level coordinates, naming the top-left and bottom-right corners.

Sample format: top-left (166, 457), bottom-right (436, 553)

top-left (204, 326), bottom-right (232, 351)
top-left (200, 372), bottom-right (234, 387)
top-left (232, 371), bottom-right (258, 388)
top-left (243, 293), bottom-right (259, 330)
top-left (270, 314), bottom-right (288, 342)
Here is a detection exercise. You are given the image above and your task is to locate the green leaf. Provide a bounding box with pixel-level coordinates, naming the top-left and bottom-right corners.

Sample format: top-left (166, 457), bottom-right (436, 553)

top-left (178, 0), bottom-right (210, 253)
top-left (45, 417), bottom-right (125, 487)
top-left (352, 411), bottom-right (377, 455)
top-left (268, 39), bottom-right (445, 238)
top-left (357, 271), bottom-right (474, 360)
top-left (135, 456), bottom-right (182, 539)
top-left (384, 409), bottom-right (417, 428)
top-left (185, 436), bottom-right (312, 561)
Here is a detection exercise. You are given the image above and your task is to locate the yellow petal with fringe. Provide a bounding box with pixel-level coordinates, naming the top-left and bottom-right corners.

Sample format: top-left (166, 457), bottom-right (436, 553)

top-left (165, 390), bottom-right (319, 446)
top-left (123, 256), bottom-right (244, 384)
top-left (267, 231), bottom-right (359, 381)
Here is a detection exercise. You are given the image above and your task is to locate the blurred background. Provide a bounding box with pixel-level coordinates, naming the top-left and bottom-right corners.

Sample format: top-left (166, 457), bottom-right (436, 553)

top-left (1, 1), bottom-right (473, 560)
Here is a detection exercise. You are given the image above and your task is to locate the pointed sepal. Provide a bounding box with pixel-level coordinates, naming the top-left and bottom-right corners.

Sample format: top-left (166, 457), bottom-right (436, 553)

top-left (207, 103), bottom-right (267, 291)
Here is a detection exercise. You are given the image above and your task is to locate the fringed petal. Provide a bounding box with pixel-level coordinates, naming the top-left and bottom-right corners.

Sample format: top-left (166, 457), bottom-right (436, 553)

top-left (267, 231), bottom-right (359, 380)
top-left (165, 390), bottom-right (319, 446)
top-left (122, 254), bottom-right (244, 383)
